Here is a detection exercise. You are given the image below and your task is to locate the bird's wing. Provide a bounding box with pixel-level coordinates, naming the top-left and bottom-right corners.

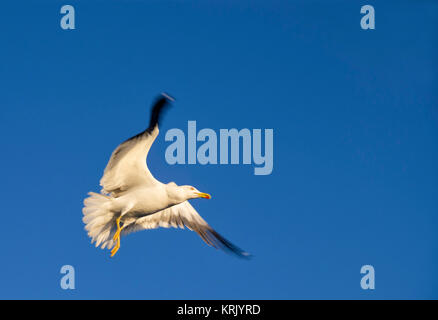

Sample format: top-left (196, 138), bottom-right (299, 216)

top-left (122, 201), bottom-right (251, 258)
top-left (100, 94), bottom-right (173, 196)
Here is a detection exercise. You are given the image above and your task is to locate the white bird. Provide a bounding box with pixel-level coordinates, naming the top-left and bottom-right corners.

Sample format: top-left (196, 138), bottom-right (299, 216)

top-left (82, 93), bottom-right (250, 258)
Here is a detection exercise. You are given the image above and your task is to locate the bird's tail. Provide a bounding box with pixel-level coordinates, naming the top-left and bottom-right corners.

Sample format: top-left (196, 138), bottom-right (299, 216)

top-left (82, 192), bottom-right (116, 249)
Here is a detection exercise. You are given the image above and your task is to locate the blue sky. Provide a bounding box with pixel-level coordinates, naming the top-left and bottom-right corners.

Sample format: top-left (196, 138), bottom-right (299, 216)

top-left (0, 0), bottom-right (437, 299)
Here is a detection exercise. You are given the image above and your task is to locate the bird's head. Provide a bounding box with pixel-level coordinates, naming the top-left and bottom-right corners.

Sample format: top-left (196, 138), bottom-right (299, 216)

top-left (181, 185), bottom-right (212, 200)
top-left (166, 182), bottom-right (211, 203)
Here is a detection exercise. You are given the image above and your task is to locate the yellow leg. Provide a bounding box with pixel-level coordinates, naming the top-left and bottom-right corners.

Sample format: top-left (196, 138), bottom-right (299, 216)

top-left (112, 216), bottom-right (122, 242)
top-left (110, 239), bottom-right (121, 257)
top-left (110, 216), bottom-right (124, 257)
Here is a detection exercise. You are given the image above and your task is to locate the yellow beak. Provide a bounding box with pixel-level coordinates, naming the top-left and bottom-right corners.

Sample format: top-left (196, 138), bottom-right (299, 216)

top-left (196, 192), bottom-right (211, 199)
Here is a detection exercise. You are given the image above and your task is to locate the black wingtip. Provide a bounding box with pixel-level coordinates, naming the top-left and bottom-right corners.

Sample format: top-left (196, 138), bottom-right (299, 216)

top-left (148, 92), bottom-right (174, 131)
top-left (208, 228), bottom-right (252, 260)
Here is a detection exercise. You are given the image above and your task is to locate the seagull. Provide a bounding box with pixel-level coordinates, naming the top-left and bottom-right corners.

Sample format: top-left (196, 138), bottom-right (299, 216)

top-left (82, 93), bottom-right (250, 258)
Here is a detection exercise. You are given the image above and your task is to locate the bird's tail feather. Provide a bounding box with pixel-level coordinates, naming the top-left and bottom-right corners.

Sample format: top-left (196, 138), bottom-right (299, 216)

top-left (82, 192), bottom-right (116, 249)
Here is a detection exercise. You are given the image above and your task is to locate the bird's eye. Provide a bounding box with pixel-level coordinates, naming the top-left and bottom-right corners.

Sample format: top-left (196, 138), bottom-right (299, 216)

top-left (190, 187), bottom-right (195, 190)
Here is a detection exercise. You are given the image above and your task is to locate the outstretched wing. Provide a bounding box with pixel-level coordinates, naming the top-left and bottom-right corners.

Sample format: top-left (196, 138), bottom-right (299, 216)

top-left (122, 201), bottom-right (251, 258)
top-left (100, 93), bottom-right (173, 196)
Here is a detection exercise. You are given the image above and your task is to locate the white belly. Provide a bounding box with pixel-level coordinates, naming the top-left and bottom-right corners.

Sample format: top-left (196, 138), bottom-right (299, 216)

top-left (113, 185), bottom-right (171, 219)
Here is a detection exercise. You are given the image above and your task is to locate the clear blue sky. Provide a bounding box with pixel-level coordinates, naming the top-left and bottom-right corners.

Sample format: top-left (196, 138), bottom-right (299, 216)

top-left (0, 0), bottom-right (437, 299)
